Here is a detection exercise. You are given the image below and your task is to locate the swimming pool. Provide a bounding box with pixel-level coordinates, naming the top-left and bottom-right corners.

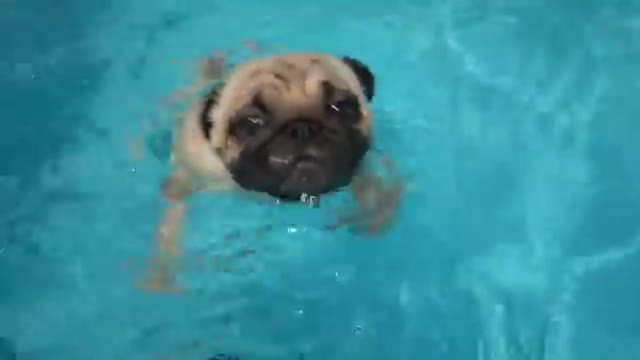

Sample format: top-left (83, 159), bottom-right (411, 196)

top-left (2, 0), bottom-right (640, 359)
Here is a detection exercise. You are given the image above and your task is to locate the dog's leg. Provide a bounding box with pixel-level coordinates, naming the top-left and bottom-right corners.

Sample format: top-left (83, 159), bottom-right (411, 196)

top-left (138, 169), bottom-right (234, 293)
top-left (137, 168), bottom-right (193, 293)
top-left (344, 156), bottom-right (404, 235)
top-left (161, 166), bottom-right (196, 201)
top-left (139, 200), bottom-right (187, 293)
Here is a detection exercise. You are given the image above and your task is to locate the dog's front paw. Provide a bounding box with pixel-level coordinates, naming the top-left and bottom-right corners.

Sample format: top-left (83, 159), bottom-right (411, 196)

top-left (335, 168), bottom-right (403, 236)
top-left (348, 187), bottom-right (402, 236)
top-left (136, 258), bottom-right (182, 294)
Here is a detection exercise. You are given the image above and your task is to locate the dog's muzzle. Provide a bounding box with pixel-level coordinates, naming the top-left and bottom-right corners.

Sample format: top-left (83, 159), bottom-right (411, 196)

top-left (229, 118), bottom-right (368, 201)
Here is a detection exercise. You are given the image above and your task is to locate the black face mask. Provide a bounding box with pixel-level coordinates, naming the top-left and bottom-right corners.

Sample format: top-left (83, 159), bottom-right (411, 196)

top-left (227, 116), bottom-right (369, 201)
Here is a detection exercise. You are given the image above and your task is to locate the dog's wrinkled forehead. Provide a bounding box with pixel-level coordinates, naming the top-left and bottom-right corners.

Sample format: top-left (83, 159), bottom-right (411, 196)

top-left (213, 54), bottom-right (368, 121)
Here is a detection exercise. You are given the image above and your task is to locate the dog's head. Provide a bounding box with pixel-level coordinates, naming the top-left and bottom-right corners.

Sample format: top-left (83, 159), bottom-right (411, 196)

top-left (200, 53), bottom-right (375, 201)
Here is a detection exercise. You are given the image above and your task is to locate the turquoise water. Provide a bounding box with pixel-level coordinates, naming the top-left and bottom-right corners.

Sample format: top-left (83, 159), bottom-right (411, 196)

top-left (2, 0), bottom-right (640, 359)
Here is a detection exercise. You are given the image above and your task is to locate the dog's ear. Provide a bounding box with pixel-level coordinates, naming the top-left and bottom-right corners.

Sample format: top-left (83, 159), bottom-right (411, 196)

top-left (341, 56), bottom-right (375, 102)
top-left (199, 84), bottom-right (223, 140)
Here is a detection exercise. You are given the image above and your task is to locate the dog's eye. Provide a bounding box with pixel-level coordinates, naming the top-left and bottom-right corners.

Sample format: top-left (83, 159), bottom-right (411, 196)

top-left (230, 116), bottom-right (265, 138)
top-left (328, 97), bottom-right (360, 121)
top-left (245, 116), bottom-right (264, 126)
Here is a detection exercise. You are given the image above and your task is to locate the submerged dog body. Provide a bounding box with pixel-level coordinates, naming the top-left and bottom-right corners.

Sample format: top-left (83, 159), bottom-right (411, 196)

top-left (141, 53), bottom-right (399, 292)
top-left (168, 53), bottom-right (376, 201)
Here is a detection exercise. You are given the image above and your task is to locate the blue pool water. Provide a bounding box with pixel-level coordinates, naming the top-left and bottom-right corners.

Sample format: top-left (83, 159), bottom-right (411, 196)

top-left (2, 0), bottom-right (640, 359)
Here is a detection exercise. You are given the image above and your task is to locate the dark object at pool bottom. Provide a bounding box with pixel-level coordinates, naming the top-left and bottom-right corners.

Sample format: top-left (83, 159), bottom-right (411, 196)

top-left (0, 337), bottom-right (16, 360)
top-left (208, 354), bottom-right (240, 360)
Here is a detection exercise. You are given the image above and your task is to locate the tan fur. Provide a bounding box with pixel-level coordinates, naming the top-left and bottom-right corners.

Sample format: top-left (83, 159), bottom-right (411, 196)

top-left (172, 98), bottom-right (233, 189)
top-left (210, 53), bottom-right (373, 159)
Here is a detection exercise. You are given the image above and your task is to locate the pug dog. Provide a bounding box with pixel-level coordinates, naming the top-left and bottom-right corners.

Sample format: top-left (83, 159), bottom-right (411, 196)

top-left (140, 53), bottom-right (403, 292)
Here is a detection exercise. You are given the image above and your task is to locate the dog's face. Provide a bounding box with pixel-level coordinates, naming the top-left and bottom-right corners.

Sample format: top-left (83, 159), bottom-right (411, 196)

top-left (200, 54), bottom-right (376, 201)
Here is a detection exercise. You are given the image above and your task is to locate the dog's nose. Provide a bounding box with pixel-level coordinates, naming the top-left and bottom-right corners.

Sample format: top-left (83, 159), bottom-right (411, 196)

top-left (286, 120), bottom-right (321, 140)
